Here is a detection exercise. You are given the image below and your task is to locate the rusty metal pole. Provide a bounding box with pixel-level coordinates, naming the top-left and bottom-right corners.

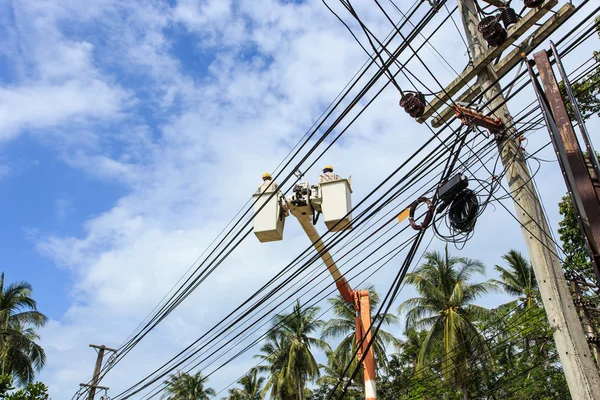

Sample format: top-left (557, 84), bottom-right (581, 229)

top-left (533, 49), bottom-right (600, 283)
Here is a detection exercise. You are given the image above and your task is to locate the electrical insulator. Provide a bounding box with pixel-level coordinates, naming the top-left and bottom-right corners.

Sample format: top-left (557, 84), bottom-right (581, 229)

top-left (500, 7), bottom-right (519, 29)
top-left (399, 92), bottom-right (426, 119)
top-left (524, 0), bottom-right (545, 8)
top-left (477, 16), bottom-right (507, 47)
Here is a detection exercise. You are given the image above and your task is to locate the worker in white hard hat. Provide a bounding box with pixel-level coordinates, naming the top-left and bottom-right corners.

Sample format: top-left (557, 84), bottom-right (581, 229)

top-left (318, 165), bottom-right (341, 184)
top-left (257, 172), bottom-right (279, 193)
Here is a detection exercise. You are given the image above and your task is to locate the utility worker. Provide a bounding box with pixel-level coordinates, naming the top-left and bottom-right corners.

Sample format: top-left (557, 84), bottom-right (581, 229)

top-left (257, 172), bottom-right (279, 193)
top-left (318, 165), bottom-right (341, 184)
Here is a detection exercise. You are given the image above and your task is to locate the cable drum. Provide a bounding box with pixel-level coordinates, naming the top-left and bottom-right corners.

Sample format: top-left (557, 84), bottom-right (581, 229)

top-left (448, 189), bottom-right (479, 233)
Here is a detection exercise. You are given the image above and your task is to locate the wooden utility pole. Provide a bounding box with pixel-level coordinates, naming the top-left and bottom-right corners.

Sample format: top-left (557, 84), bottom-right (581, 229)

top-left (454, 1), bottom-right (600, 398)
top-left (80, 344), bottom-right (117, 400)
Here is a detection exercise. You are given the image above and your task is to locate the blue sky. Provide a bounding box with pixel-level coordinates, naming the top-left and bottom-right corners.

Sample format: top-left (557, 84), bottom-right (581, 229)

top-left (1, 0), bottom-right (599, 398)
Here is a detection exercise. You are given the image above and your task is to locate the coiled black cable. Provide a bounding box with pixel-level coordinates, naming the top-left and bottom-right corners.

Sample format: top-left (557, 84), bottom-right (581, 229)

top-left (448, 189), bottom-right (479, 233)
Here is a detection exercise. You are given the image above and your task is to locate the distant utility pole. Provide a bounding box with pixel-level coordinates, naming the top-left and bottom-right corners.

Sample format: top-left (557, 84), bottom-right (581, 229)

top-left (80, 344), bottom-right (117, 400)
top-left (451, 0), bottom-right (600, 398)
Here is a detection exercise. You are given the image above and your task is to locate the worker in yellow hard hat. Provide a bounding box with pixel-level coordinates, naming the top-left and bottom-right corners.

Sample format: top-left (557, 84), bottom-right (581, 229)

top-left (319, 164), bottom-right (341, 183)
top-left (257, 172), bottom-right (279, 194)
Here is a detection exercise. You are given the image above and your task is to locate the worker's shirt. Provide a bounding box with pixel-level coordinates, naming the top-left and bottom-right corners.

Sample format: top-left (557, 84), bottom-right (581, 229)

top-left (318, 172), bottom-right (341, 184)
top-left (257, 180), bottom-right (279, 194)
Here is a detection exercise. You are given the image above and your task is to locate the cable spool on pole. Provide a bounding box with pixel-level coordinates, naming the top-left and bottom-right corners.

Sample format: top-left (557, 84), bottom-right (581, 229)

top-left (448, 189), bottom-right (479, 233)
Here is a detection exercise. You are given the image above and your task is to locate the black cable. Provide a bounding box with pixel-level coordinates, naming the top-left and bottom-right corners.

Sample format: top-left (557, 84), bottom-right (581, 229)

top-left (87, 0), bottom-right (439, 386)
top-left (169, 46), bottom-right (596, 400)
top-left (126, 104), bottom-right (516, 398)
top-left (448, 189), bottom-right (479, 232)
top-left (113, 125), bottom-right (474, 399)
top-left (329, 230), bottom-right (428, 400)
top-left (92, 8), bottom-right (600, 396)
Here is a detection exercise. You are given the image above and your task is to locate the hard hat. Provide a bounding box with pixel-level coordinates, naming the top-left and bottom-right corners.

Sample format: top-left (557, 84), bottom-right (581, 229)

top-left (323, 165), bottom-right (334, 172)
top-left (262, 172), bottom-right (272, 180)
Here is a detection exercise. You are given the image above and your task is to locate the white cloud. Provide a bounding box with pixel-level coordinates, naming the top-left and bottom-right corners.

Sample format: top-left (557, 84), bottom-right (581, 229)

top-left (0, 79), bottom-right (130, 140)
top-left (0, 165), bottom-right (10, 180)
top-left (0, 0), bottom-right (133, 142)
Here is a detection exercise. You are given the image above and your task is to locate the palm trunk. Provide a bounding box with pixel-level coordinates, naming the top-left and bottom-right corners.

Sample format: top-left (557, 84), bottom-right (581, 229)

top-left (461, 384), bottom-right (469, 400)
top-left (1, 312), bottom-right (9, 375)
top-left (297, 381), bottom-right (303, 400)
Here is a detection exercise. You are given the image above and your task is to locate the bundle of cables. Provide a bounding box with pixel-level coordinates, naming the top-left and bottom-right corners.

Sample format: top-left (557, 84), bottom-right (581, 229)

top-left (447, 189), bottom-right (479, 233)
top-left (432, 173), bottom-right (491, 247)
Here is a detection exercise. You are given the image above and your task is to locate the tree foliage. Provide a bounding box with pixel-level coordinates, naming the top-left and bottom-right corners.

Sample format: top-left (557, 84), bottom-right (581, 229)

top-left (0, 274), bottom-right (48, 386)
top-left (557, 193), bottom-right (595, 279)
top-left (397, 247), bottom-right (497, 399)
top-left (320, 285), bottom-right (400, 380)
top-left (560, 17), bottom-right (600, 121)
top-left (234, 250), bottom-right (571, 400)
top-left (225, 369), bottom-right (264, 400)
top-left (162, 371), bottom-right (215, 400)
top-left (0, 375), bottom-right (49, 400)
top-left (255, 301), bottom-right (328, 400)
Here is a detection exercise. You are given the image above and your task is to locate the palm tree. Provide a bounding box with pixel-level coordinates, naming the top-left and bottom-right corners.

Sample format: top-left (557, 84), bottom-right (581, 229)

top-left (321, 285), bottom-right (400, 374)
top-left (162, 371), bottom-right (215, 400)
top-left (315, 351), bottom-right (363, 400)
top-left (398, 248), bottom-right (497, 400)
top-left (0, 273), bottom-right (48, 385)
top-left (255, 335), bottom-right (293, 400)
top-left (493, 250), bottom-right (538, 310)
top-left (492, 250), bottom-right (553, 367)
top-left (256, 301), bottom-right (329, 400)
top-left (227, 369), bottom-right (264, 400)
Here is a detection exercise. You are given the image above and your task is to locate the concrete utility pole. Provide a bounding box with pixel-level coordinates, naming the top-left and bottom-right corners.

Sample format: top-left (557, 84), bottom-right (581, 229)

top-left (455, 1), bottom-right (600, 398)
top-left (80, 344), bottom-right (117, 400)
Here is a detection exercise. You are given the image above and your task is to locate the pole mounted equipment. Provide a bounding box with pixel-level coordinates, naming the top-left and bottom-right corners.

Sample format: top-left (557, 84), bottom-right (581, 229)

top-left (454, 104), bottom-right (505, 134)
top-left (500, 7), bottom-right (520, 29)
top-left (399, 92), bottom-right (427, 119)
top-left (478, 15), bottom-right (508, 46)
